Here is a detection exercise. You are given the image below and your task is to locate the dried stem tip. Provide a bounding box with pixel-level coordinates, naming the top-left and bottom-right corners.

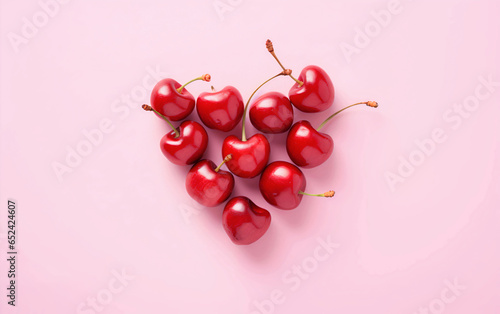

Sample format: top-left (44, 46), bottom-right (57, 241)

top-left (142, 104), bottom-right (153, 111)
top-left (215, 154), bottom-right (233, 172)
top-left (266, 39), bottom-right (274, 52)
top-left (366, 101), bottom-right (378, 108)
top-left (202, 74), bottom-right (211, 82)
top-left (323, 190), bottom-right (336, 198)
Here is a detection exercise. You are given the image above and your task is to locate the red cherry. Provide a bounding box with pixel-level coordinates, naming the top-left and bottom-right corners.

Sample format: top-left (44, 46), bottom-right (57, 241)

top-left (222, 196), bottom-right (271, 245)
top-left (259, 161), bottom-right (306, 210)
top-left (143, 105), bottom-right (208, 165)
top-left (259, 161), bottom-right (335, 210)
top-left (222, 134), bottom-right (270, 178)
top-left (185, 155), bottom-right (234, 207)
top-left (286, 121), bottom-right (333, 168)
top-left (160, 121), bottom-right (208, 166)
top-left (151, 74), bottom-right (210, 121)
top-left (288, 65), bottom-right (334, 113)
top-left (249, 92), bottom-right (293, 133)
top-left (265, 40), bottom-right (334, 112)
top-left (196, 86), bottom-right (244, 132)
top-left (286, 101), bottom-right (379, 168)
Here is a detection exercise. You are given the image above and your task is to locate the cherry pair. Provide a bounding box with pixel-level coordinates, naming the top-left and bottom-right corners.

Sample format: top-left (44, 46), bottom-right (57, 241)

top-left (262, 40), bottom-right (379, 168)
top-left (221, 160), bottom-right (334, 245)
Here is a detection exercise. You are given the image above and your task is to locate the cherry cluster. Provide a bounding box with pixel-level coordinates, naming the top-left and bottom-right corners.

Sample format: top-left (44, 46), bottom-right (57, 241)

top-left (143, 40), bottom-right (378, 245)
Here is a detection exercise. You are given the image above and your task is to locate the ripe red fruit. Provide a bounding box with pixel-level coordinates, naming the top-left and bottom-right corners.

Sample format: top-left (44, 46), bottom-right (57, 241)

top-left (222, 196), bottom-right (271, 245)
top-left (259, 161), bottom-right (306, 210)
top-left (222, 134), bottom-right (270, 178)
top-left (185, 155), bottom-right (234, 207)
top-left (197, 86), bottom-right (244, 132)
top-left (160, 121), bottom-right (208, 166)
top-left (249, 92), bottom-right (293, 133)
top-left (286, 120), bottom-right (333, 168)
top-left (265, 40), bottom-right (334, 112)
top-left (286, 101), bottom-right (378, 168)
top-left (288, 65), bottom-right (334, 113)
top-left (259, 161), bottom-right (335, 210)
top-left (151, 74), bottom-right (210, 121)
top-left (142, 105), bottom-right (208, 165)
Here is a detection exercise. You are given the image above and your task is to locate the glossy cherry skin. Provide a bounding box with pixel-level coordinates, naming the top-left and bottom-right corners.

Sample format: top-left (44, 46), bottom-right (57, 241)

top-left (197, 86), bottom-right (244, 132)
top-left (222, 134), bottom-right (270, 178)
top-left (286, 120), bottom-right (333, 168)
top-left (289, 65), bottom-right (334, 113)
top-left (185, 160), bottom-right (234, 207)
top-left (259, 161), bottom-right (306, 210)
top-left (160, 121), bottom-right (208, 166)
top-left (249, 92), bottom-right (294, 133)
top-left (222, 196), bottom-right (271, 245)
top-left (151, 78), bottom-right (195, 121)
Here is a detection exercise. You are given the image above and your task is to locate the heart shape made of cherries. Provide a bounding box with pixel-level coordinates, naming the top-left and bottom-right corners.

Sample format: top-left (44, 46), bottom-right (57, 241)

top-left (142, 40), bottom-right (378, 245)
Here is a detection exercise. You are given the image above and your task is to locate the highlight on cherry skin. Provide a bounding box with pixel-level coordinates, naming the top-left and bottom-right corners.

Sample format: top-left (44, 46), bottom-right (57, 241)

top-left (142, 105), bottom-right (208, 166)
top-left (222, 196), bottom-right (271, 245)
top-left (185, 155), bottom-right (234, 207)
top-left (286, 101), bottom-right (379, 168)
top-left (266, 39), bottom-right (334, 113)
top-left (197, 86), bottom-right (244, 132)
top-left (249, 91), bottom-right (294, 133)
top-left (150, 74), bottom-right (211, 121)
top-left (259, 161), bottom-right (335, 210)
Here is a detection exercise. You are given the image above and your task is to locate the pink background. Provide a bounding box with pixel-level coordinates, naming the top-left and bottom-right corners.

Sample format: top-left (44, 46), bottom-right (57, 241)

top-left (1, 0), bottom-right (500, 313)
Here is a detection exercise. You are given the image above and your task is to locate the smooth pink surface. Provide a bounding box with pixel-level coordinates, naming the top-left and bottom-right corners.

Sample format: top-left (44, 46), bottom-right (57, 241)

top-left (1, 1), bottom-right (499, 313)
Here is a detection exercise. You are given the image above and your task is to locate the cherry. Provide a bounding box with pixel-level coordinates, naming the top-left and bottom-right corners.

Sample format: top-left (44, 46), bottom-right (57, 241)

top-left (286, 101), bottom-right (378, 168)
top-left (288, 66), bottom-right (335, 113)
top-left (222, 196), bottom-right (271, 245)
top-left (222, 134), bottom-right (270, 178)
top-left (266, 40), bottom-right (334, 112)
top-left (249, 91), bottom-right (293, 133)
top-left (197, 86), bottom-right (244, 132)
top-left (142, 105), bottom-right (208, 165)
top-left (221, 70), bottom-right (289, 178)
top-left (286, 120), bottom-right (333, 169)
top-left (259, 161), bottom-right (335, 210)
top-left (185, 155), bottom-right (234, 207)
top-left (151, 74), bottom-right (211, 121)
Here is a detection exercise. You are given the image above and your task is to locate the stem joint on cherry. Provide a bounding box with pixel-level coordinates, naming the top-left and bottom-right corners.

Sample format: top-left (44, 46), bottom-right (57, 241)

top-left (241, 69), bottom-right (292, 141)
top-left (142, 104), bottom-right (180, 138)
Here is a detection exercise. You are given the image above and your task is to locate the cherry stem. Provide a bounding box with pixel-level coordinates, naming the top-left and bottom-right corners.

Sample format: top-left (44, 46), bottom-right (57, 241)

top-left (142, 104), bottom-right (180, 138)
top-left (266, 39), bottom-right (303, 86)
top-left (316, 101), bottom-right (379, 131)
top-left (215, 154), bottom-right (232, 172)
top-left (241, 70), bottom-right (290, 141)
top-left (177, 74), bottom-right (211, 93)
top-left (298, 190), bottom-right (336, 198)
